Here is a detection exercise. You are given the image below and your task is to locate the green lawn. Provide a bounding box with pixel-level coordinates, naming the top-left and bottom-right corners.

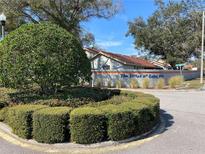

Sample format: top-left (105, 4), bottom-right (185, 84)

top-left (184, 78), bottom-right (205, 89)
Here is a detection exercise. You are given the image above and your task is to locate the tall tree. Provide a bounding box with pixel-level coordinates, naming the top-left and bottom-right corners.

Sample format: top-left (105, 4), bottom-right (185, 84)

top-left (0, 0), bottom-right (120, 45)
top-left (127, 0), bottom-right (205, 67)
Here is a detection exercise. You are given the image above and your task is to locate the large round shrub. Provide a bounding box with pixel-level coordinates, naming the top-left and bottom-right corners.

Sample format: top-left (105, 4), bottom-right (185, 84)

top-left (0, 22), bottom-right (91, 93)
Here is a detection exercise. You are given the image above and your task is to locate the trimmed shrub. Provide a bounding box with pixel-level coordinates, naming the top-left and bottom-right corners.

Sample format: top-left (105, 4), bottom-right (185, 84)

top-left (130, 79), bottom-right (139, 89)
top-left (0, 107), bottom-right (9, 122)
top-left (120, 101), bottom-right (152, 134)
top-left (33, 107), bottom-right (72, 143)
top-left (70, 107), bottom-right (107, 144)
top-left (168, 76), bottom-right (184, 88)
top-left (133, 98), bottom-right (160, 130)
top-left (0, 22), bottom-right (91, 94)
top-left (142, 78), bottom-right (150, 89)
top-left (99, 104), bottom-right (136, 141)
top-left (115, 80), bottom-right (123, 88)
top-left (156, 78), bottom-right (165, 89)
top-left (7, 105), bottom-right (47, 139)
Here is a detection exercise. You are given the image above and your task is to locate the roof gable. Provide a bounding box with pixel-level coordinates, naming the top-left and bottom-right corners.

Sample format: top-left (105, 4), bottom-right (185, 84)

top-left (85, 48), bottom-right (157, 68)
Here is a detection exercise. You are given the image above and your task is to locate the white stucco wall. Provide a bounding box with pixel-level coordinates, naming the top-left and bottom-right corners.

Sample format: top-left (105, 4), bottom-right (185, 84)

top-left (91, 55), bottom-right (135, 71)
top-left (85, 51), bottom-right (96, 59)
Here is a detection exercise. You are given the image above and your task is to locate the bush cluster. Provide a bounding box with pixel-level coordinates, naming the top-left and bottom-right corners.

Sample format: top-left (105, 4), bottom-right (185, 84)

top-left (0, 91), bottom-right (160, 144)
top-left (94, 76), bottom-right (186, 89)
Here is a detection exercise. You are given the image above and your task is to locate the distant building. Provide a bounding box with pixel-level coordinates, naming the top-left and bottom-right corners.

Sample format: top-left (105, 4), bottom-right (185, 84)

top-left (84, 48), bottom-right (200, 88)
top-left (84, 48), bottom-right (159, 71)
top-left (150, 60), bottom-right (172, 70)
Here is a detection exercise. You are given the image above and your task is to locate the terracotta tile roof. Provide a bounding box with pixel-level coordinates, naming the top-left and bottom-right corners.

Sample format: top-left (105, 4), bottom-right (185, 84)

top-left (84, 48), bottom-right (99, 54)
top-left (85, 48), bottom-right (157, 68)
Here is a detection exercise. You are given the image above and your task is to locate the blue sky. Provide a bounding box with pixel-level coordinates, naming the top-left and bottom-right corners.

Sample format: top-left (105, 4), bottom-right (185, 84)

top-left (82, 0), bottom-right (158, 56)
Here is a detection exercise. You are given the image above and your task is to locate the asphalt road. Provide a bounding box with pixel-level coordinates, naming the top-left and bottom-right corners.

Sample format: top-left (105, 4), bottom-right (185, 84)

top-left (0, 90), bottom-right (205, 154)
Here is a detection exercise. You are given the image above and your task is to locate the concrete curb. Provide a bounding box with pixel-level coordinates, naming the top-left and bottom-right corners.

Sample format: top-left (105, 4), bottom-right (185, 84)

top-left (0, 116), bottom-right (166, 154)
top-left (119, 88), bottom-right (204, 93)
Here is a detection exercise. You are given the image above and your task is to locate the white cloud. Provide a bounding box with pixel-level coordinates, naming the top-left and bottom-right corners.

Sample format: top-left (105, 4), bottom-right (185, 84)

top-left (96, 40), bottom-right (123, 48)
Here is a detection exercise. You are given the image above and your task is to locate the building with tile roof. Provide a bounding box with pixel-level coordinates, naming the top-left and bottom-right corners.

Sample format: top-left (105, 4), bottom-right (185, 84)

top-left (84, 48), bottom-right (200, 88)
top-left (85, 48), bottom-right (159, 70)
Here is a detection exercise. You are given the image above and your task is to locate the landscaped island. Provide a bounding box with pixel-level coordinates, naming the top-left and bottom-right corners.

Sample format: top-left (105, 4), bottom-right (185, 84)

top-left (0, 22), bottom-right (160, 145)
top-left (0, 87), bottom-right (160, 144)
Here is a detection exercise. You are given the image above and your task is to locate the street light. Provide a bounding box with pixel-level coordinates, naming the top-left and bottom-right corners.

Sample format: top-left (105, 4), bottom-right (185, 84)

top-left (200, 11), bottom-right (205, 84)
top-left (0, 13), bottom-right (6, 40)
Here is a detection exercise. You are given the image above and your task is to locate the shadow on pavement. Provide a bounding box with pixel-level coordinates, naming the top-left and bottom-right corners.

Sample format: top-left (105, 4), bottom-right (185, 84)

top-left (141, 109), bottom-right (174, 140)
top-left (160, 109), bottom-right (174, 131)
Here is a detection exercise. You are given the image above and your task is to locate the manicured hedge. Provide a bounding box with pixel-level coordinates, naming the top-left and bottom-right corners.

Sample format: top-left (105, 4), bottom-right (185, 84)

top-left (99, 104), bottom-right (136, 141)
top-left (1, 90), bottom-right (160, 144)
top-left (7, 105), bottom-right (47, 139)
top-left (142, 97), bottom-right (160, 124)
top-left (33, 107), bottom-right (72, 143)
top-left (120, 101), bottom-right (151, 134)
top-left (135, 96), bottom-right (160, 127)
top-left (70, 107), bottom-right (107, 144)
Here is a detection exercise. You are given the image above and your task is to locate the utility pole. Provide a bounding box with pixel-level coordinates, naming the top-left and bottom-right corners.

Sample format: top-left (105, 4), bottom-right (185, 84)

top-left (200, 11), bottom-right (205, 84)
